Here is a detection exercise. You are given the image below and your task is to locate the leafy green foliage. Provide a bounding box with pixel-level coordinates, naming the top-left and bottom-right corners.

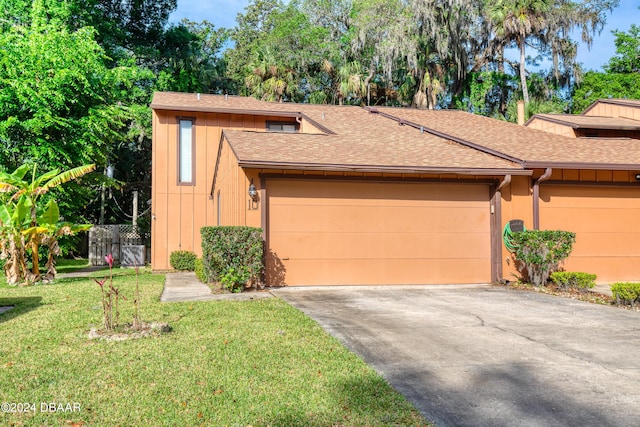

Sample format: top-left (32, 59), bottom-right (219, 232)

top-left (550, 271), bottom-right (596, 292)
top-left (571, 71), bottom-right (640, 112)
top-left (200, 226), bottom-right (264, 290)
top-left (0, 164), bottom-right (95, 284)
top-left (611, 282), bottom-right (640, 307)
top-left (605, 24), bottom-right (640, 74)
top-left (194, 257), bottom-right (207, 284)
top-left (220, 266), bottom-right (250, 293)
top-left (511, 230), bottom-right (576, 286)
top-left (169, 250), bottom-right (197, 271)
top-left (572, 23), bottom-right (640, 112)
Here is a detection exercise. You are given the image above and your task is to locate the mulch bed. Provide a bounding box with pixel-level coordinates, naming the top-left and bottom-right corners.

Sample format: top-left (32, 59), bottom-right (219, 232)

top-left (499, 282), bottom-right (638, 311)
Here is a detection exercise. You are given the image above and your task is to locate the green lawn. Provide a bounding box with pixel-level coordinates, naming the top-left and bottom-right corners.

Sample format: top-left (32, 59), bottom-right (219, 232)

top-left (0, 270), bottom-right (429, 426)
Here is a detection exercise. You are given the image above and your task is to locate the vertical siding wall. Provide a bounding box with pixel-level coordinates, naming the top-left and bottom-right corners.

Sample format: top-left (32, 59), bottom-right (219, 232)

top-left (526, 119), bottom-right (576, 138)
top-left (499, 170), bottom-right (639, 282)
top-left (499, 175), bottom-right (533, 280)
top-left (586, 103), bottom-right (640, 121)
top-left (152, 110), bottom-right (268, 270)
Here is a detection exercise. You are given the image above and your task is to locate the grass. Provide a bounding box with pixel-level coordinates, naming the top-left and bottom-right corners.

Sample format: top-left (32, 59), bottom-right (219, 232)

top-left (0, 269), bottom-right (429, 426)
top-left (54, 258), bottom-right (92, 275)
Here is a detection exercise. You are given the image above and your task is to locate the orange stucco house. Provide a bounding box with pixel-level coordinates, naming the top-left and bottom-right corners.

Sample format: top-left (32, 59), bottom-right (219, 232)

top-left (150, 92), bottom-right (640, 286)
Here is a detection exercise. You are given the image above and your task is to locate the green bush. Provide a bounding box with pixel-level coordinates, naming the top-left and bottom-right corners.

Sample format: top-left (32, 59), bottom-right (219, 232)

top-left (511, 230), bottom-right (576, 286)
top-left (220, 266), bottom-right (250, 293)
top-left (200, 226), bottom-right (263, 289)
top-left (550, 271), bottom-right (596, 292)
top-left (194, 257), bottom-right (207, 283)
top-left (611, 282), bottom-right (640, 307)
top-left (169, 250), bottom-right (197, 271)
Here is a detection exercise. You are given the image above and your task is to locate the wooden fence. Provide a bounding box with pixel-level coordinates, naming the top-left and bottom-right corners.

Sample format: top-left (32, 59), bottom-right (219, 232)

top-left (88, 225), bottom-right (150, 266)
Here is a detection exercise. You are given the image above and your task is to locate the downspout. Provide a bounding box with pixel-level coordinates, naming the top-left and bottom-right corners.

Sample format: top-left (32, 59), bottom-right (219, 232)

top-left (532, 168), bottom-right (553, 230)
top-left (492, 175), bottom-right (511, 283)
top-left (496, 174), bottom-right (512, 193)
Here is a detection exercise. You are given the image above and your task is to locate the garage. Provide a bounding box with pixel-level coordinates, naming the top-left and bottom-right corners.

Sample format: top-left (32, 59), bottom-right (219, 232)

top-left (540, 185), bottom-right (640, 282)
top-left (266, 179), bottom-right (492, 286)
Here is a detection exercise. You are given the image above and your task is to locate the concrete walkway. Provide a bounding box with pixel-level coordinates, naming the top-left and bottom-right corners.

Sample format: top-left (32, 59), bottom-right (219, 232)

top-left (57, 265), bottom-right (109, 279)
top-left (160, 272), bottom-right (272, 302)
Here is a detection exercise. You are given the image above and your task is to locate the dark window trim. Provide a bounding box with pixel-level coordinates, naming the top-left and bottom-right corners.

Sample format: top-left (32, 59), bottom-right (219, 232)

top-left (177, 117), bottom-right (196, 186)
top-left (266, 120), bottom-right (299, 132)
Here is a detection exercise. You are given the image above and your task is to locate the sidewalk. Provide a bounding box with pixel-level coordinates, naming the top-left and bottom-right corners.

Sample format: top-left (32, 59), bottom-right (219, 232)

top-left (57, 265), bottom-right (108, 279)
top-left (160, 272), bottom-right (273, 302)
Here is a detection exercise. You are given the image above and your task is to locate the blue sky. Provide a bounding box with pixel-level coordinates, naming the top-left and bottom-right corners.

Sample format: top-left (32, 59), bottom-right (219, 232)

top-left (170, 0), bottom-right (639, 71)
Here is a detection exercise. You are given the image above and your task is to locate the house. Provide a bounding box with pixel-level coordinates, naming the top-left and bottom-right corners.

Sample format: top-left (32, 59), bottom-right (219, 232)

top-left (150, 92), bottom-right (640, 285)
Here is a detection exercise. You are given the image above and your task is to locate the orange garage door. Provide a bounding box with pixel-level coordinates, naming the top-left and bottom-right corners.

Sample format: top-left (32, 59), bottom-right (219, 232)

top-left (540, 185), bottom-right (640, 282)
top-left (266, 180), bottom-right (491, 285)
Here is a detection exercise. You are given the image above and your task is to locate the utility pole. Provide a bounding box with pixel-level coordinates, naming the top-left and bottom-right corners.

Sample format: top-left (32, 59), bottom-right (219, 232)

top-left (132, 190), bottom-right (138, 228)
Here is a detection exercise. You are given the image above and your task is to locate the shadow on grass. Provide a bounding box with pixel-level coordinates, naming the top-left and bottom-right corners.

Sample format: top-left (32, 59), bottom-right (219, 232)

top-left (257, 375), bottom-right (427, 426)
top-left (0, 296), bottom-right (42, 325)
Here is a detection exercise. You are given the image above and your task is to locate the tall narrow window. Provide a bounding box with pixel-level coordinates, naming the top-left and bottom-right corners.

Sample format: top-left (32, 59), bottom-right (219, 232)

top-left (178, 119), bottom-right (194, 184)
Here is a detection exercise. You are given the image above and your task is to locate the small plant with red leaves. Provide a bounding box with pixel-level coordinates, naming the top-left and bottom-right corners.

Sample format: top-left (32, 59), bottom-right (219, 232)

top-left (94, 253), bottom-right (126, 331)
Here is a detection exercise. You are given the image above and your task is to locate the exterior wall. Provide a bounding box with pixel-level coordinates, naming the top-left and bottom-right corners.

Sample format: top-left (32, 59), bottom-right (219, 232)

top-left (152, 110), bottom-right (266, 270)
top-left (500, 169), bottom-right (640, 283)
top-left (214, 142), bottom-right (262, 228)
top-left (526, 118), bottom-right (576, 138)
top-left (499, 175), bottom-right (533, 281)
top-left (585, 103), bottom-right (640, 121)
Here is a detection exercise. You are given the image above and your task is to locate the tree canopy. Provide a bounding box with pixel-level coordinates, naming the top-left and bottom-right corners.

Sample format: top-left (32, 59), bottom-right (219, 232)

top-left (0, 0), bottom-right (635, 254)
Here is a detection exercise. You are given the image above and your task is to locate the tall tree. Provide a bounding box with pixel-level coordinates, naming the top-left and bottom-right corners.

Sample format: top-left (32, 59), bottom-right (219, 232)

top-left (488, 0), bottom-right (553, 105)
top-left (572, 22), bottom-right (640, 112)
top-left (605, 23), bottom-right (640, 73)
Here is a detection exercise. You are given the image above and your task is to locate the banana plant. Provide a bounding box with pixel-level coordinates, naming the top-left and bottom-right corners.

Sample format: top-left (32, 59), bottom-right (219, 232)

top-left (22, 199), bottom-right (92, 281)
top-left (0, 163), bottom-right (95, 283)
top-left (0, 196), bottom-right (31, 284)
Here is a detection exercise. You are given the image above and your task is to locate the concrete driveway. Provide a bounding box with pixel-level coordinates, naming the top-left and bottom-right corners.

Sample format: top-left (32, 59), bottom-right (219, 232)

top-left (272, 285), bottom-right (640, 427)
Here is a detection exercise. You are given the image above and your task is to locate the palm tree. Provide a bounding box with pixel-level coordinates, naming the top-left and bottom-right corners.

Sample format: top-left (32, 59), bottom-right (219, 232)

top-left (488, 0), bottom-right (552, 105)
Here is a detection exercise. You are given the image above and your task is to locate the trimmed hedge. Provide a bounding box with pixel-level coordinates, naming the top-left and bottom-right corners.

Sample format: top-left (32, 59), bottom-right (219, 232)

top-left (200, 226), bottom-right (263, 289)
top-left (550, 271), bottom-right (596, 292)
top-left (169, 250), bottom-right (197, 271)
top-left (511, 230), bottom-right (576, 286)
top-left (611, 282), bottom-right (640, 307)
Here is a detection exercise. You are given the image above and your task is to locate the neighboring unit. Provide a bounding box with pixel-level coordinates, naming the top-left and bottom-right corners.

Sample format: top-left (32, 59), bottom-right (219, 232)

top-left (151, 93), bottom-right (640, 285)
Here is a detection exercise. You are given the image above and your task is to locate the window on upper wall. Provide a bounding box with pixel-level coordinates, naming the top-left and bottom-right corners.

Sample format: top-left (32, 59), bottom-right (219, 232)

top-left (178, 118), bottom-right (195, 185)
top-left (266, 121), bottom-right (299, 132)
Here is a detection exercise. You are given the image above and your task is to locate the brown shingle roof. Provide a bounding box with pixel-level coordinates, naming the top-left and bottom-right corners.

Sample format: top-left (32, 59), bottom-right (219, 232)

top-left (151, 92), bottom-right (640, 171)
top-left (151, 91), bottom-right (296, 114)
top-left (222, 111), bottom-right (524, 174)
top-left (529, 114), bottom-right (640, 130)
top-left (372, 107), bottom-right (640, 168)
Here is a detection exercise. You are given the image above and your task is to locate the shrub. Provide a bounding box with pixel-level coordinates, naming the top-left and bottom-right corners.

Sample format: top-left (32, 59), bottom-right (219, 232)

top-left (194, 257), bottom-right (207, 284)
top-left (550, 271), bottom-right (596, 292)
top-left (611, 282), bottom-right (640, 307)
top-left (169, 250), bottom-right (197, 271)
top-left (511, 230), bottom-right (576, 286)
top-left (200, 226), bottom-right (263, 289)
top-left (220, 266), bottom-right (250, 293)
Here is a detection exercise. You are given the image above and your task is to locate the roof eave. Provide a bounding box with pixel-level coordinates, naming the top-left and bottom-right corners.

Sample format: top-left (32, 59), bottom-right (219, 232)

top-left (237, 160), bottom-right (531, 176)
top-left (150, 103), bottom-right (301, 117)
top-left (523, 161), bottom-right (640, 171)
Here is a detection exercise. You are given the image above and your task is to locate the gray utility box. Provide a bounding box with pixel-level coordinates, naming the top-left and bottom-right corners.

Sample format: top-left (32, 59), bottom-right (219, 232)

top-left (121, 245), bottom-right (145, 267)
